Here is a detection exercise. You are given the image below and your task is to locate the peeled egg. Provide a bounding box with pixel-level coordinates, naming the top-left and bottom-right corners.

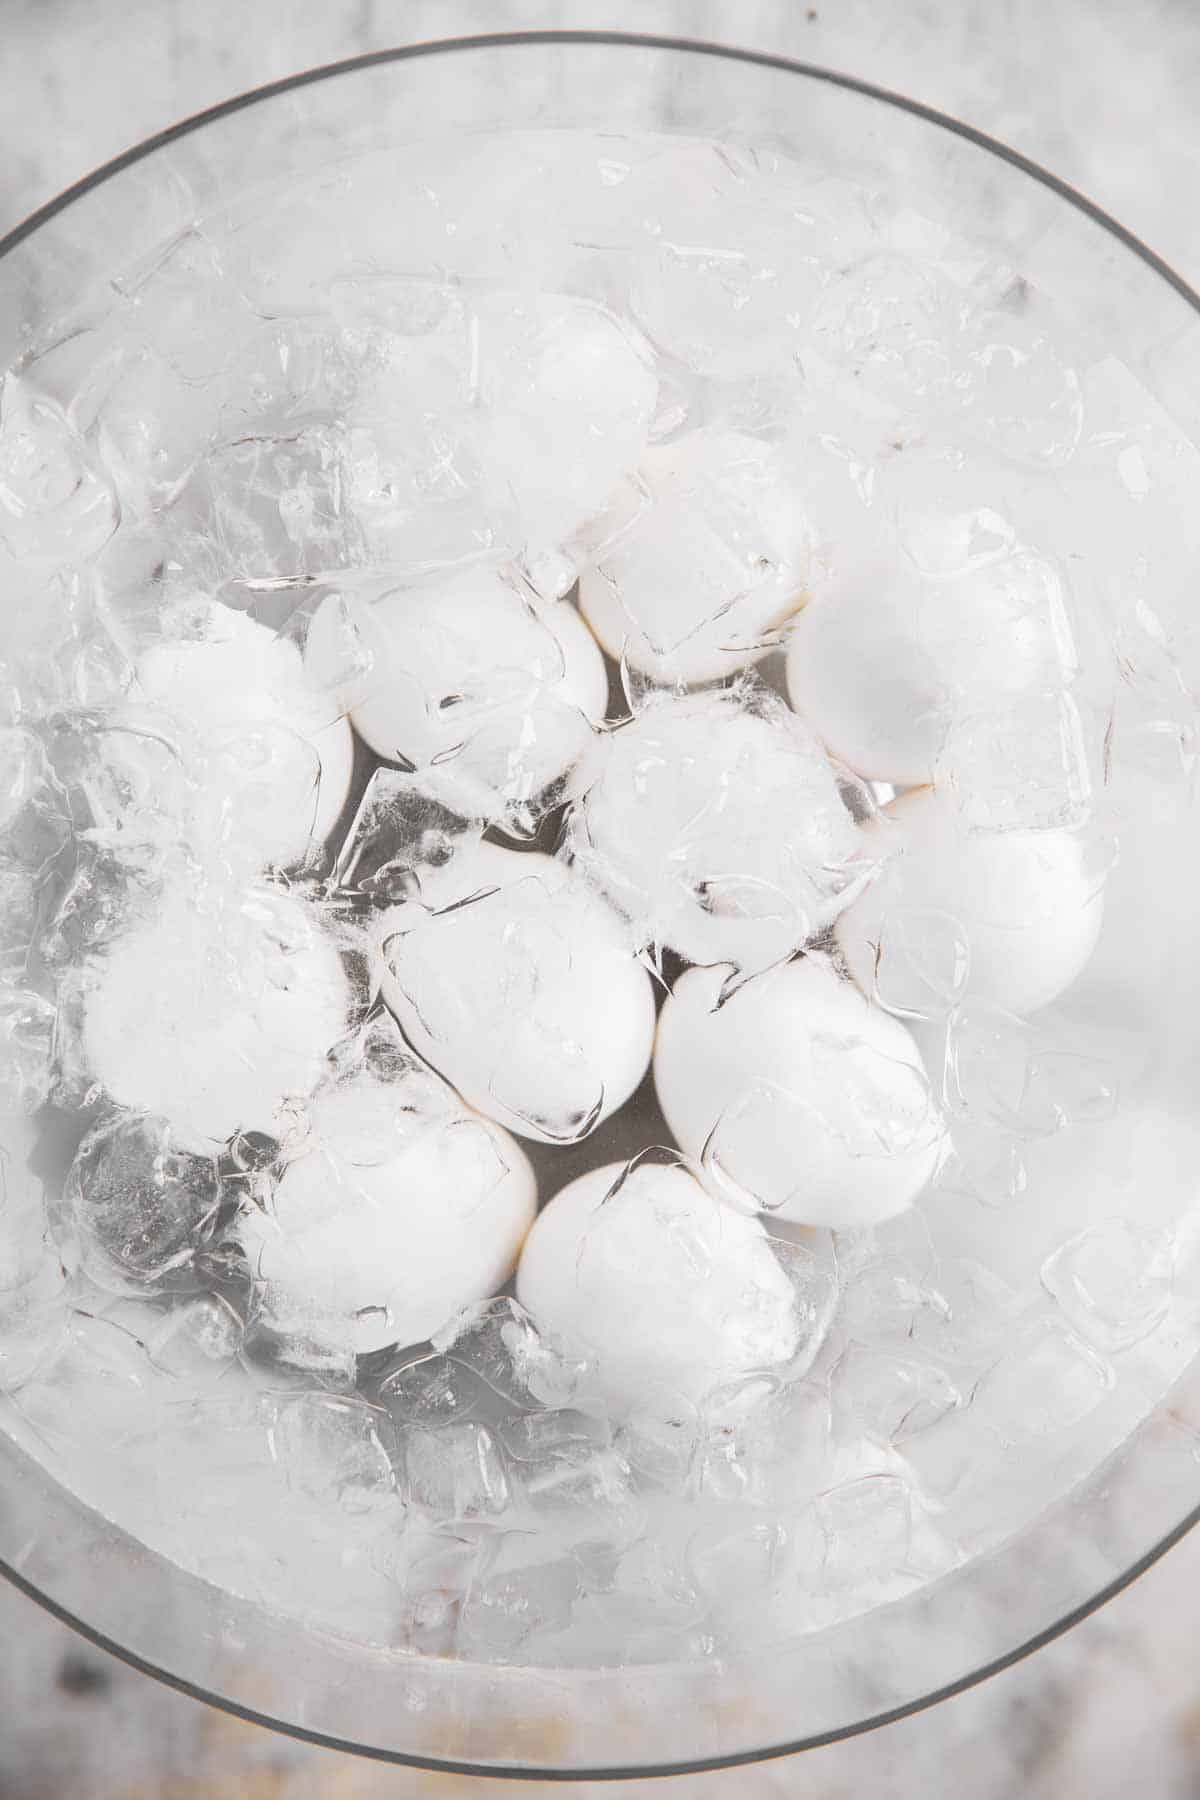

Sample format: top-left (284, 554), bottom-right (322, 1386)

top-left (237, 1072), bottom-right (536, 1355)
top-left (376, 844), bottom-right (655, 1145)
top-left (306, 576), bottom-right (606, 830)
top-left (135, 601), bottom-right (353, 870)
top-left (835, 786), bottom-right (1106, 1016)
top-left (655, 958), bottom-right (945, 1230)
top-left (515, 1159), bottom-right (801, 1408)
top-left (577, 429), bottom-right (810, 686)
top-left (565, 688), bottom-right (867, 975)
top-left (82, 882), bottom-right (351, 1149)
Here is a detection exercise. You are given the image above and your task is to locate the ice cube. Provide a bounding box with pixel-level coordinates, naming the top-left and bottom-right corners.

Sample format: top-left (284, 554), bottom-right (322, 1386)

top-left (911, 1257), bottom-right (1019, 1364)
top-left (146, 1293), bottom-right (245, 1385)
top-left (0, 986), bottom-right (57, 1114)
top-left (329, 766), bottom-right (483, 908)
top-left (115, 229), bottom-right (257, 388)
top-left (896, 1402), bottom-right (998, 1506)
top-left (830, 1345), bottom-right (962, 1445)
top-left (45, 708), bottom-right (192, 857)
top-left (57, 1111), bottom-right (222, 1294)
top-left (937, 1119), bottom-right (1030, 1211)
top-left (766, 1234), bottom-right (841, 1377)
top-left (400, 1421), bottom-right (511, 1520)
top-left (700, 1045), bottom-right (943, 1220)
top-left (457, 1540), bottom-right (582, 1663)
top-left (25, 1305), bottom-right (161, 1451)
top-left (688, 1515), bottom-right (788, 1634)
top-left (379, 1523), bottom-right (488, 1656)
top-left (592, 1534), bottom-right (705, 1634)
top-left (455, 1555), bottom-right (582, 1663)
top-left (267, 1391), bottom-right (397, 1513)
top-left (0, 374), bottom-right (119, 564)
top-left (840, 1255), bottom-right (945, 1349)
top-left (577, 430), bottom-right (811, 686)
top-left (340, 362), bottom-right (493, 578)
top-left (96, 345), bottom-right (224, 515)
top-left (614, 1387), bottom-right (700, 1488)
top-left (1041, 1220), bottom-right (1175, 1354)
top-left (242, 1306), bottom-right (358, 1394)
top-left (520, 1445), bottom-right (645, 1546)
top-left (628, 179), bottom-right (825, 381)
top-left (695, 1373), bottom-right (831, 1505)
top-left (868, 906), bottom-right (972, 1020)
top-left (881, 444), bottom-right (1022, 578)
top-left (0, 1215), bottom-right (70, 1394)
top-left (565, 686), bottom-right (869, 976)
top-left (0, 727), bottom-right (71, 877)
top-left (421, 695), bottom-right (598, 845)
top-left (942, 1001), bottom-right (1120, 1138)
top-left (203, 428), bottom-right (365, 586)
top-left (972, 1315), bottom-right (1114, 1441)
top-left (935, 690), bottom-right (1096, 834)
top-left (373, 1348), bottom-right (494, 1434)
top-left (811, 252), bottom-right (971, 419)
top-left (961, 312), bottom-right (1083, 468)
top-left (816, 1472), bottom-right (914, 1586)
top-left (431, 1296), bottom-right (590, 1412)
top-left (498, 1407), bottom-right (612, 1469)
top-left (0, 868), bottom-right (41, 979)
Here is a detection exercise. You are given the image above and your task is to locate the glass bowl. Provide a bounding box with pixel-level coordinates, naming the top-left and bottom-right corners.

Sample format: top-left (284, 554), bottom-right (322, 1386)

top-left (3, 29), bottom-right (1200, 1779)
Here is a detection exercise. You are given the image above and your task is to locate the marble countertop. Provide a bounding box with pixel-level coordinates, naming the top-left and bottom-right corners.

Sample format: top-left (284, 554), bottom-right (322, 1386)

top-left (3, 3), bottom-right (1200, 1796)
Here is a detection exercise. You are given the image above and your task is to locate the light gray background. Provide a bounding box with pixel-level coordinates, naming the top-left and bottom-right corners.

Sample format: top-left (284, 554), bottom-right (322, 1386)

top-left (3, 3), bottom-right (1200, 1796)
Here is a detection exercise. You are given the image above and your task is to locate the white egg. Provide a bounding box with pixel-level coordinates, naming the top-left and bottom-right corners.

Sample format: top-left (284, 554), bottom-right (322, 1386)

top-left (565, 689), bottom-right (868, 974)
top-left (654, 958), bottom-right (945, 1231)
top-left (82, 882), bottom-right (351, 1149)
top-left (237, 1072), bottom-right (536, 1355)
top-left (835, 786), bottom-right (1105, 1016)
top-left (577, 429), bottom-right (810, 686)
top-left (135, 601), bottom-right (353, 870)
top-left (305, 577), bottom-right (607, 831)
top-left (376, 845), bottom-right (655, 1145)
top-left (785, 550), bottom-right (1078, 787)
top-left (515, 1159), bottom-right (800, 1408)
top-left (477, 292), bottom-right (659, 559)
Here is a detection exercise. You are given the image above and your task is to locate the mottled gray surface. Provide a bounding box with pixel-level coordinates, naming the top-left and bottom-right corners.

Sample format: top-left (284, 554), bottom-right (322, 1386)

top-left (2, 2), bottom-right (1200, 1794)
top-left (3, 1522), bottom-right (1200, 1798)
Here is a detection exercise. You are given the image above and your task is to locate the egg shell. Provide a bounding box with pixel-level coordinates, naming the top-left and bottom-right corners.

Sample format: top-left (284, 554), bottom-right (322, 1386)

top-left (566, 689), bottom-right (866, 973)
top-left (785, 551), bottom-right (1078, 788)
top-left (376, 844), bottom-right (656, 1145)
top-left (238, 1074), bottom-right (536, 1354)
top-left (835, 785), bottom-right (1105, 1016)
top-left (477, 292), bottom-right (660, 556)
top-left (578, 429), bottom-right (810, 686)
top-left (306, 577), bottom-right (606, 828)
top-left (515, 1159), bottom-right (800, 1408)
top-left (82, 882), bottom-right (352, 1150)
top-left (135, 602), bottom-right (353, 869)
top-left (655, 958), bottom-right (945, 1230)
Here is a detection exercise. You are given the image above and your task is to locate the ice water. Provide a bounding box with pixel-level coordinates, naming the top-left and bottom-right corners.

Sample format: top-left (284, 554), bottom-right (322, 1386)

top-left (1, 128), bottom-right (1199, 1668)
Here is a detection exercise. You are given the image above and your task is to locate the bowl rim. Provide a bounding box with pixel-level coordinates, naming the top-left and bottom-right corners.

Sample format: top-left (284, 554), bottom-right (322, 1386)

top-left (2, 26), bottom-right (1199, 1780)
